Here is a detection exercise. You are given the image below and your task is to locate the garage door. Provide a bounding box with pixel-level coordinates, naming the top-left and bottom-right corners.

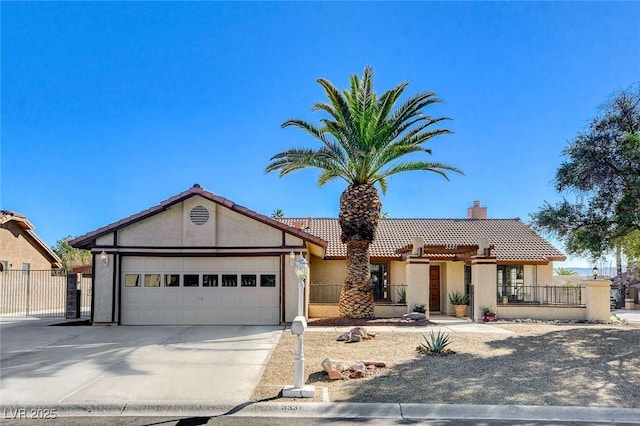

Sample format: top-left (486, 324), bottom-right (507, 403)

top-left (120, 256), bottom-right (280, 325)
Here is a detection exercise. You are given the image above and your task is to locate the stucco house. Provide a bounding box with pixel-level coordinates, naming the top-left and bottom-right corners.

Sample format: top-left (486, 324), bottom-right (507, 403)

top-left (71, 185), bottom-right (609, 326)
top-left (0, 210), bottom-right (61, 272)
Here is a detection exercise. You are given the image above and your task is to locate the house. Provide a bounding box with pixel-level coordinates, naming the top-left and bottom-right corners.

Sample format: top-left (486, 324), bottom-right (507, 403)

top-left (0, 210), bottom-right (61, 272)
top-left (70, 185), bottom-right (610, 325)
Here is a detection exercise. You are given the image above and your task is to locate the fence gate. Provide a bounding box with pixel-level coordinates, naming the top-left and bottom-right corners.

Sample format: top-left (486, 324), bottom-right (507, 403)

top-left (0, 270), bottom-right (91, 318)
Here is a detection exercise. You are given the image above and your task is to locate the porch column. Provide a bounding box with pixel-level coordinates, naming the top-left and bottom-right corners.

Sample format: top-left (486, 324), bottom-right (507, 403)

top-left (471, 255), bottom-right (497, 322)
top-left (406, 256), bottom-right (430, 318)
top-left (584, 280), bottom-right (611, 321)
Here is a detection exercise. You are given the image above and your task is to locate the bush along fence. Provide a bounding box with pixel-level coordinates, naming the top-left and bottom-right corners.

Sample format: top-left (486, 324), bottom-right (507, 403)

top-left (0, 269), bottom-right (91, 318)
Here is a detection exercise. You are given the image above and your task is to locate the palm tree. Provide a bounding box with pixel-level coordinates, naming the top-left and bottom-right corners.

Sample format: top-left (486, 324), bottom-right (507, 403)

top-left (265, 66), bottom-right (463, 318)
top-left (271, 208), bottom-right (285, 218)
top-left (554, 267), bottom-right (579, 276)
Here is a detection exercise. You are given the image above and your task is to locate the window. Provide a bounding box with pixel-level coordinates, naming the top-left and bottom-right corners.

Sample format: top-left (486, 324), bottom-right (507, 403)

top-left (125, 274), bottom-right (141, 287)
top-left (22, 263), bottom-right (31, 275)
top-left (184, 274), bottom-right (200, 287)
top-left (260, 274), bottom-right (276, 287)
top-left (241, 274), bottom-right (257, 287)
top-left (145, 274), bottom-right (162, 287)
top-left (0, 260), bottom-right (7, 273)
top-left (164, 274), bottom-right (180, 287)
top-left (370, 263), bottom-right (388, 299)
top-left (203, 274), bottom-right (218, 287)
top-left (221, 274), bottom-right (237, 287)
top-left (497, 265), bottom-right (524, 302)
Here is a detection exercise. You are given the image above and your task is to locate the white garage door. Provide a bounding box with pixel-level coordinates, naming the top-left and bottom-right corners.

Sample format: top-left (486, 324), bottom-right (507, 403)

top-left (120, 256), bottom-right (280, 325)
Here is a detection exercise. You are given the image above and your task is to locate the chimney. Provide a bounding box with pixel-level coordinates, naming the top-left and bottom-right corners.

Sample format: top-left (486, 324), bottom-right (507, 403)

top-left (467, 200), bottom-right (487, 219)
top-left (411, 236), bottom-right (425, 256)
top-left (305, 217), bottom-right (312, 229)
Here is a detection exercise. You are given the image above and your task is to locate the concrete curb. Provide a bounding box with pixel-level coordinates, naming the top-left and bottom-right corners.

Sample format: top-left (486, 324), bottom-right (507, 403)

top-left (3, 402), bottom-right (640, 423)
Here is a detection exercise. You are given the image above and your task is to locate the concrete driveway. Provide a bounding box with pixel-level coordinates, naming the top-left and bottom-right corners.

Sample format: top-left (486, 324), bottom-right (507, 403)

top-left (0, 318), bottom-right (283, 409)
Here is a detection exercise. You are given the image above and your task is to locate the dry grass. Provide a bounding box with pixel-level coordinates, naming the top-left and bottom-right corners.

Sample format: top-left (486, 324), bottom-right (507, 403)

top-left (252, 322), bottom-right (640, 407)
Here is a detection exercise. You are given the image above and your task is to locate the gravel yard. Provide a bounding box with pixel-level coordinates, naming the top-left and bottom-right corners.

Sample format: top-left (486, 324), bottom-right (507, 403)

top-left (251, 321), bottom-right (640, 407)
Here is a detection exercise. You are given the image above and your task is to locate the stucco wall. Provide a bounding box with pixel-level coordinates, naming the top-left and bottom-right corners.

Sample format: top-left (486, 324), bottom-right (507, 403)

top-left (310, 257), bottom-right (345, 285)
top-left (118, 204), bottom-right (184, 246)
top-left (443, 262), bottom-right (465, 314)
top-left (93, 252), bottom-right (115, 323)
top-left (0, 223), bottom-right (53, 270)
top-left (536, 263), bottom-right (554, 285)
top-left (116, 196), bottom-right (283, 248)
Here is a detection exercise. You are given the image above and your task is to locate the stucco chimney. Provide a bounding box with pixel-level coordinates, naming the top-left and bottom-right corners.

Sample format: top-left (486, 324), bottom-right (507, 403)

top-left (411, 236), bottom-right (425, 256)
top-left (467, 201), bottom-right (487, 219)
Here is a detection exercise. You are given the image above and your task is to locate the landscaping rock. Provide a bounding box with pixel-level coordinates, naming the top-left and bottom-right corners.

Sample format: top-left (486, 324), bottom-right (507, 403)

top-left (403, 312), bottom-right (427, 321)
top-left (321, 357), bottom-right (387, 380)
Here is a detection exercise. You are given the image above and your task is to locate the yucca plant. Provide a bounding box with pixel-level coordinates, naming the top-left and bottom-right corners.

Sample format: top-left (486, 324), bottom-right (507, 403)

top-left (417, 331), bottom-right (452, 354)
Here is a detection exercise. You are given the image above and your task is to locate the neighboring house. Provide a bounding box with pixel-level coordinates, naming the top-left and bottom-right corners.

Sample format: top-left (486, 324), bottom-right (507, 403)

top-left (71, 185), bottom-right (609, 326)
top-left (0, 210), bottom-right (61, 271)
top-left (611, 266), bottom-right (639, 308)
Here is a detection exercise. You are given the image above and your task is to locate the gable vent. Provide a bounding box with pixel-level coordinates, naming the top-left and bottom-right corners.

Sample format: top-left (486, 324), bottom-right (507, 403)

top-left (190, 206), bottom-right (210, 225)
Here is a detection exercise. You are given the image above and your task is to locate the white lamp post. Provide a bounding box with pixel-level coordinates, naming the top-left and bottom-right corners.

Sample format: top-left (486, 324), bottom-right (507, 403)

top-left (282, 251), bottom-right (315, 398)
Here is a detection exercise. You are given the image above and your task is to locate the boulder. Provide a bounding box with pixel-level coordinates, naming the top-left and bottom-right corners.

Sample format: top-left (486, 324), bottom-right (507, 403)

top-left (403, 312), bottom-right (427, 321)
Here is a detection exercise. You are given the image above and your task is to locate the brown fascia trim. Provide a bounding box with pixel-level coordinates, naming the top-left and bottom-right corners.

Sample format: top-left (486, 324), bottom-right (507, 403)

top-left (93, 244), bottom-right (307, 250)
top-left (70, 186), bottom-right (327, 251)
top-left (108, 251), bottom-right (295, 258)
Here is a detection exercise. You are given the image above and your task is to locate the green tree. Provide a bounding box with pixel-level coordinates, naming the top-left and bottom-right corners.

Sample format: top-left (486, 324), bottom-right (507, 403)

top-left (266, 66), bottom-right (462, 318)
top-left (52, 235), bottom-right (91, 272)
top-left (554, 267), bottom-right (579, 276)
top-left (531, 84), bottom-right (640, 295)
top-left (271, 208), bottom-right (285, 218)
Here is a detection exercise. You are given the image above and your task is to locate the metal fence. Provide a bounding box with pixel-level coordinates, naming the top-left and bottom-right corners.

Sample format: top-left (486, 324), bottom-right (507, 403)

top-left (0, 270), bottom-right (91, 318)
top-left (309, 282), bottom-right (407, 304)
top-left (498, 285), bottom-right (584, 306)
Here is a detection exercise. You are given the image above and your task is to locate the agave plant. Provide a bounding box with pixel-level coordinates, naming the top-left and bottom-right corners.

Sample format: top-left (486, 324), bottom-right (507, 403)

top-left (417, 330), bottom-right (452, 354)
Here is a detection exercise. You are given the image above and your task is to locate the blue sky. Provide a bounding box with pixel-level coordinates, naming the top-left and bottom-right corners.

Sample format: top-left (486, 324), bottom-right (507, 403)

top-left (2, 2), bottom-right (639, 269)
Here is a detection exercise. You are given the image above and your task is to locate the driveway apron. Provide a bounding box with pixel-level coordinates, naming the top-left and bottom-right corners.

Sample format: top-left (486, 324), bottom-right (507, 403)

top-left (0, 319), bottom-right (283, 406)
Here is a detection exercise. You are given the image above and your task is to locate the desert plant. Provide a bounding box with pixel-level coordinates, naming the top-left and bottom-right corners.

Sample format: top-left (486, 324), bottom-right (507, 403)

top-left (554, 267), bottom-right (579, 276)
top-left (396, 286), bottom-right (407, 304)
top-left (412, 303), bottom-right (426, 313)
top-left (481, 306), bottom-right (495, 314)
top-left (417, 331), bottom-right (452, 354)
top-left (448, 290), bottom-right (468, 305)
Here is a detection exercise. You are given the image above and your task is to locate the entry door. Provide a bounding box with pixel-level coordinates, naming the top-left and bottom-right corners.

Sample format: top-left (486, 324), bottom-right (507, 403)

top-left (429, 265), bottom-right (440, 311)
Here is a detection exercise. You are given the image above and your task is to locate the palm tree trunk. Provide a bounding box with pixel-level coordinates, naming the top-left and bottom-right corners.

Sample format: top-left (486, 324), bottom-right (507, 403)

top-left (338, 183), bottom-right (381, 318)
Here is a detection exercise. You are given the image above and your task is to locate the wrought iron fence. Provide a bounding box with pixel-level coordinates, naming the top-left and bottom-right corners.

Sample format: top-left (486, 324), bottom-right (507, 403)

top-left (0, 270), bottom-right (91, 318)
top-left (309, 282), bottom-right (407, 304)
top-left (497, 285), bottom-right (584, 306)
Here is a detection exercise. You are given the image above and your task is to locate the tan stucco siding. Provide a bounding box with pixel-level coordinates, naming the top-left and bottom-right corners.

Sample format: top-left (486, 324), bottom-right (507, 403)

top-left (118, 204), bottom-right (184, 246)
top-left (443, 262), bottom-right (465, 313)
top-left (536, 263), bottom-right (554, 285)
top-left (97, 233), bottom-right (115, 246)
top-left (389, 261), bottom-right (406, 286)
top-left (0, 224), bottom-right (53, 270)
top-left (215, 205), bottom-right (281, 247)
top-left (116, 197), bottom-right (287, 248)
top-left (182, 197), bottom-right (217, 246)
top-left (309, 257), bottom-right (345, 284)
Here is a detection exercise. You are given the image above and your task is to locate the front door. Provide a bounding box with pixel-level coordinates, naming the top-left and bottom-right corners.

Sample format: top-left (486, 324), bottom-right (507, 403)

top-left (429, 265), bottom-right (440, 311)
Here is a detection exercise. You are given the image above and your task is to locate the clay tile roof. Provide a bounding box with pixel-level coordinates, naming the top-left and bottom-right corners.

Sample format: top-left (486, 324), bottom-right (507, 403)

top-left (69, 185), bottom-right (327, 251)
top-left (277, 218), bottom-right (565, 263)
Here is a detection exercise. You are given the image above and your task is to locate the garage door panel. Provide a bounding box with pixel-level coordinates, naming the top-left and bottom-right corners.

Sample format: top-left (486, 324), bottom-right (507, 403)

top-left (121, 256), bottom-right (280, 325)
